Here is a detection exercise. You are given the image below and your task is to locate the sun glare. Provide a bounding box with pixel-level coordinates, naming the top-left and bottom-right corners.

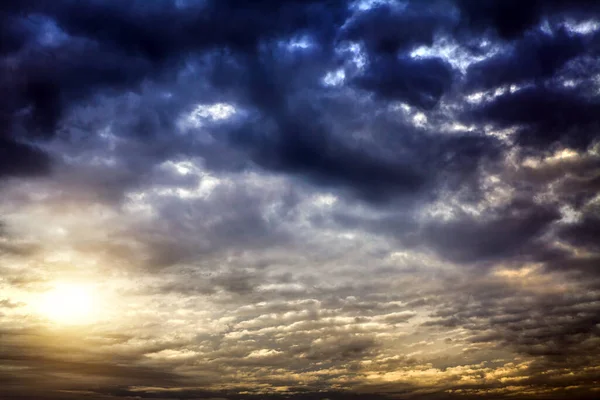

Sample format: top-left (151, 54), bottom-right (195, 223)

top-left (38, 283), bottom-right (97, 325)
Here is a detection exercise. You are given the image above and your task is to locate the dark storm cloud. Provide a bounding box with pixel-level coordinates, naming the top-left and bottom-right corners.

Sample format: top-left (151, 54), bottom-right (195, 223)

top-left (456, 0), bottom-right (543, 39)
top-left (341, 0), bottom-right (454, 108)
top-left (342, 2), bottom-right (448, 55)
top-left (558, 215), bottom-right (600, 253)
top-left (353, 55), bottom-right (454, 109)
top-left (456, 6), bottom-right (600, 151)
top-left (45, 0), bottom-right (347, 58)
top-left (0, 0), bottom-right (499, 202)
top-left (0, 0), bottom-right (347, 177)
top-left (0, 138), bottom-right (51, 178)
top-left (466, 86), bottom-right (600, 150)
top-left (2, 0), bottom-right (348, 136)
top-left (416, 199), bottom-right (561, 264)
top-left (230, 114), bottom-right (427, 203)
top-left (1, 0), bottom-right (598, 196)
top-left (465, 27), bottom-right (586, 90)
top-left (456, 0), bottom-right (600, 39)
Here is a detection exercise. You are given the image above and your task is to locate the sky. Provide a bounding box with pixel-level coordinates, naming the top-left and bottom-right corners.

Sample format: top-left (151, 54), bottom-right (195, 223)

top-left (1, 0), bottom-right (600, 399)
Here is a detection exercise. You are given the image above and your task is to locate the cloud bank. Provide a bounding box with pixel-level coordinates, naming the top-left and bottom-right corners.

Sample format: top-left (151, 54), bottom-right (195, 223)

top-left (1, 1), bottom-right (600, 399)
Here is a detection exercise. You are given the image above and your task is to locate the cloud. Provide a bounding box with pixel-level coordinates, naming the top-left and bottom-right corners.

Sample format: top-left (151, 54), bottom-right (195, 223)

top-left (0, 137), bottom-right (51, 178)
top-left (466, 86), bottom-right (600, 149)
top-left (558, 215), bottom-right (600, 252)
top-left (353, 55), bottom-right (455, 109)
top-left (416, 199), bottom-right (561, 263)
top-left (342, 2), bottom-right (448, 55)
top-left (465, 27), bottom-right (586, 90)
top-left (2, 1), bottom-right (600, 399)
top-left (424, 270), bottom-right (600, 366)
top-left (456, 0), bottom-right (600, 39)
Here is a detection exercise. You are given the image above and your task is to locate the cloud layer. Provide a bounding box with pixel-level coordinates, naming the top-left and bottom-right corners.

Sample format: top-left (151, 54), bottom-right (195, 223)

top-left (1, 1), bottom-right (600, 399)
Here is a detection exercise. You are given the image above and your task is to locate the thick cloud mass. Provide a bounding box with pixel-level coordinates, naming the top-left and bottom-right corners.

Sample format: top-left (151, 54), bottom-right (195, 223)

top-left (465, 28), bottom-right (586, 90)
top-left (2, 1), bottom-right (600, 400)
top-left (354, 55), bottom-right (454, 108)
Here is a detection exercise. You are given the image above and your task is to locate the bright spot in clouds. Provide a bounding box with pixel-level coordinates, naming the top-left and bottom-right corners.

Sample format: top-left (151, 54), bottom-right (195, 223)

top-left (323, 69), bottom-right (346, 86)
top-left (36, 282), bottom-right (98, 325)
top-left (179, 103), bottom-right (237, 130)
top-left (192, 103), bottom-right (236, 121)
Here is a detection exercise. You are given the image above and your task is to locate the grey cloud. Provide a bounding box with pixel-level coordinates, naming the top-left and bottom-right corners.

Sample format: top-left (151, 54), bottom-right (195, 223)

top-left (0, 0), bottom-right (500, 207)
top-left (424, 273), bottom-right (600, 365)
top-left (456, 0), bottom-right (600, 40)
top-left (353, 55), bottom-right (455, 109)
top-left (467, 86), bottom-right (600, 150)
top-left (342, 2), bottom-right (449, 56)
top-left (2, 1), bottom-right (600, 399)
top-left (416, 199), bottom-right (561, 263)
top-left (558, 215), bottom-right (600, 253)
top-left (465, 27), bottom-right (586, 91)
top-left (0, 138), bottom-right (51, 178)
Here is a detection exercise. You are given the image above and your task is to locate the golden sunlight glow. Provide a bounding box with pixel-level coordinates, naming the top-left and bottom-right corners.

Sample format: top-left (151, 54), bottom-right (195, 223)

top-left (37, 283), bottom-right (97, 325)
